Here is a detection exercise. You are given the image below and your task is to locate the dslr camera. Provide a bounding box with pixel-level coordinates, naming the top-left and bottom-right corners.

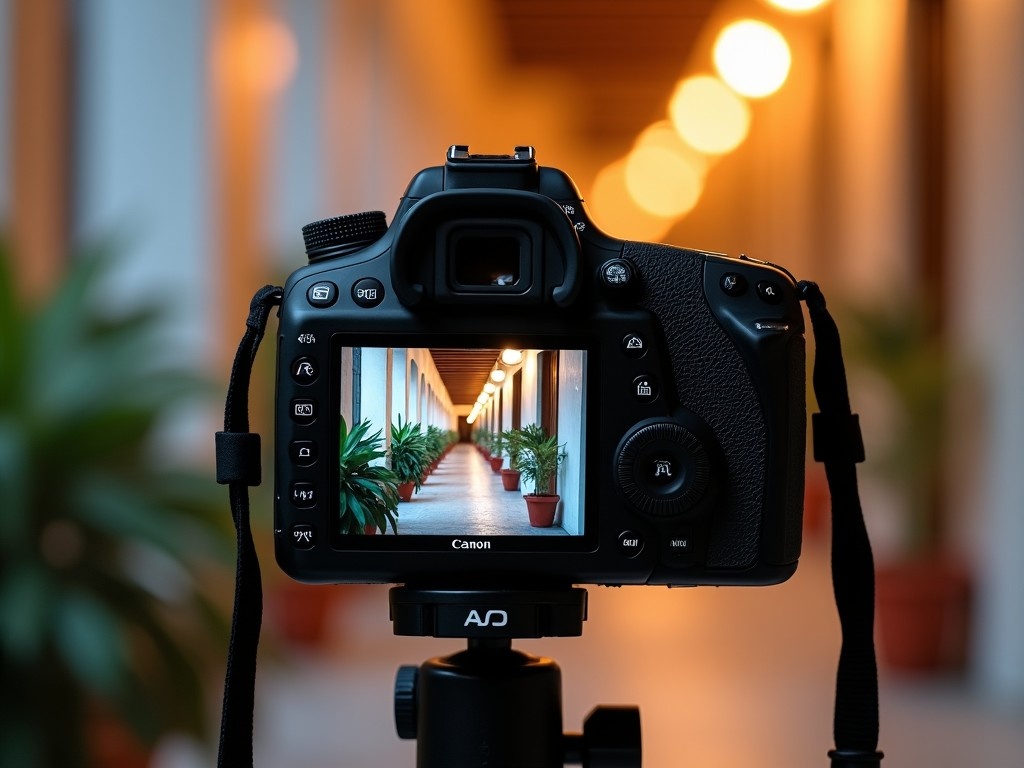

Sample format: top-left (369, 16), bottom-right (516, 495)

top-left (274, 146), bottom-right (805, 588)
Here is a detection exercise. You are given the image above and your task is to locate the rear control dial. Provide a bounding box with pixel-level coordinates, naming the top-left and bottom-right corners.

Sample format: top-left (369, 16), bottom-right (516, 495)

top-left (615, 421), bottom-right (711, 518)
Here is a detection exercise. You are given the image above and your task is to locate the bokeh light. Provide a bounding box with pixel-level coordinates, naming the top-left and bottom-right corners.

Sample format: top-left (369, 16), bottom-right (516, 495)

top-left (764, 0), bottom-right (831, 13)
top-left (212, 12), bottom-right (299, 96)
top-left (624, 145), bottom-right (703, 218)
top-left (669, 75), bottom-right (751, 155)
top-left (714, 20), bottom-right (791, 98)
top-left (587, 160), bottom-right (676, 242)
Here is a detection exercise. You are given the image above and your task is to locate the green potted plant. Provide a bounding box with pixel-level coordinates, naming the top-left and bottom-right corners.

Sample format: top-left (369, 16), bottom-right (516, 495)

top-left (0, 243), bottom-right (232, 766)
top-left (488, 430), bottom-right (505, 473)
top-left (475, 428), bottom-right (493, 460)
top-left (338, 417), bottom-right (400, 534)
top-left (388, 417), bottom-right (428, 502)
top-left (499, 427), bottom-right (524, 491)
top-left (517, 424), bottom-right (568, 527)
top-left (841, 291), bottom-right (969, 672)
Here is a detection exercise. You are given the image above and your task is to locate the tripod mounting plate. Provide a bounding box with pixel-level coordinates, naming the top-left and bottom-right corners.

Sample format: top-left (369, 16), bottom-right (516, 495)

top-left (390, 587), bottom-right (588, 638)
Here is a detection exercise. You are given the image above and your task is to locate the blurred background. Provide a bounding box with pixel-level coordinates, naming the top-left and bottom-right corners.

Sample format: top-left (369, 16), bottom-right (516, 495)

top-left (2, 0), bottom-right (1023, 766)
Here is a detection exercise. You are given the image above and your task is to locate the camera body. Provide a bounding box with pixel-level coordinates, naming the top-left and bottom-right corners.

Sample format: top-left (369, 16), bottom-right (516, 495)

top-left (274, 146), bottom-right (805, 588)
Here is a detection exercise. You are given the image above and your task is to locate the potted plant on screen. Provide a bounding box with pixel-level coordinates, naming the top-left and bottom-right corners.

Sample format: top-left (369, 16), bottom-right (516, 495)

top-left (488, 430), bottom-right (506, 473)
top-left (517, 424), bottom-right (568, 527)
top-left (389, 417), bottom-right (428, 502)
top-left (499, 427), bottom-right (524, 491)
top-left (338, 417), bottom-right (400, 533)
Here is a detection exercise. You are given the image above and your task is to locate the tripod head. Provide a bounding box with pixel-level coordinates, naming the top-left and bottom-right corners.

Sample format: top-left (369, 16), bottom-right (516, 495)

top-left (389, 587), bottom-right (641, 768)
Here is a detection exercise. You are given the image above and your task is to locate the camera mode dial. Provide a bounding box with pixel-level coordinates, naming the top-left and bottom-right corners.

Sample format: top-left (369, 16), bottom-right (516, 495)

top-left (302, 211), bottom-right (388, 263)
top-left (615, 419), bottom-right (713, 518)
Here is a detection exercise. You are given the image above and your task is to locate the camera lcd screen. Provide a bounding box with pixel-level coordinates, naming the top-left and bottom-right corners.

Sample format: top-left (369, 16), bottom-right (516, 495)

top-left (332, 339), bottom-right (593, 551)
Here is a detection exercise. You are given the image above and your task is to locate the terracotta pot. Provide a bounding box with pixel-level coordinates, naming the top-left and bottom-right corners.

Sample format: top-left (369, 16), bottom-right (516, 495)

top-left (267, 582), bottom-right (337, 647)
top-left (397, 480), bottom-right (416, 502)
top-left (524, 494), bottom-right (559, 527)
top-left (500, 469), bottom-right (521, 491)
top-left (489, 456), bottom-right (504, 473)
top-left (875, 556), bottom-right (971, 672)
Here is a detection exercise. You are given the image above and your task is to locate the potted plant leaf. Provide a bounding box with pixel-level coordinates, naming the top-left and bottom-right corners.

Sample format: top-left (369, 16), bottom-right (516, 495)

top-left (488, 430), bottom-right (505, 473)
top-left (389, 417), bottom-right (428, 502)
top-left (338, 417), bottom-right (400, 534)
top-left (517, 424), bottom-right (568, 527)
top-left (841, 291), bottom-right (970, 672)
top-left (0, 242), bottom-right (232, 766)
top-left (499, 427), bottom-right (524, 491)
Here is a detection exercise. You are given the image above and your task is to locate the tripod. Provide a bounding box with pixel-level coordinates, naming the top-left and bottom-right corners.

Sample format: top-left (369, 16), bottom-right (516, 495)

top-left (390, 587), bottom-right (642, 768)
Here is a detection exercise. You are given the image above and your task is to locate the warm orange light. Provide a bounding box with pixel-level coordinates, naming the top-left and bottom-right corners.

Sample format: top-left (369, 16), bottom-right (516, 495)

top-left (213, 12), bottom-right (299, 96)
top-left (669, 75), bottom-right (751, 155)
top-left (640, 120), bottom-right (708, 158)
top-left (764, 0), bottom-right (831, 13)
top-left (500, 349), bottom-right (523, 366)
top-left (624, 145), bottom-right (703, 218)
top-left (587, 161), bottom-right (676, 242)
top-left (714, 20), bottom-right (791, 98)
top-left (489, 369), bottom-right (506, 384)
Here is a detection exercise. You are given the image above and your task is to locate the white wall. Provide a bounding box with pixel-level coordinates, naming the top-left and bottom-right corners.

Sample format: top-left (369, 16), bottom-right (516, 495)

top-left (947, 0), bottom-right (1024, 704)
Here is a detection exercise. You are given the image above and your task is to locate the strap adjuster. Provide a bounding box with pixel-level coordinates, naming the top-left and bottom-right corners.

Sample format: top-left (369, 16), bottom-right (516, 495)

top-left (215, 431), bottom-right (262, 486)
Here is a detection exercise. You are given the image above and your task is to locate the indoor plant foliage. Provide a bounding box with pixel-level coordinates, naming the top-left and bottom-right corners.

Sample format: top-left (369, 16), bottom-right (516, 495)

top-left (338, 417), bottom-right (400, 533)
top-left (841, 291), bottom-right (969, 671)
top-left (517, 424), bottom-right (568, 527)
top-left (388, 417), bottom-right (428, 499)
top-left (0, 243), bottom-right (232, 766)
top-left (499, 427), bottom-right (524, 491)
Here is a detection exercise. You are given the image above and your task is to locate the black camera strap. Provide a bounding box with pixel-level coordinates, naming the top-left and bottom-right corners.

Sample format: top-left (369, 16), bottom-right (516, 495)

top-left (214, 284), bottom-right (282, 768)
top-left (213, 281), bottom-right (882, 767)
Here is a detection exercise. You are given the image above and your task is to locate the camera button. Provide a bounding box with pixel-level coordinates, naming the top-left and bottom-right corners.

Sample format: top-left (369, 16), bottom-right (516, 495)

top-left (618, 530), bottom-right (645, 559)
top-left (289, 524), bottom-right (316, 550)
top-left (600, 258), bottom-right (635, 287)
top-left (307, 281), bottom-right (338, 307)
top-left (352, 277), bottom-right (385, 308)
top-left (290, 482), bottom-right (317, 508)
top-left (721, 272), bottom-right (747, 297)
top-left (756, 280), bottom-right (784, 304)
top-left (290, 398), bottom-right (317, 424)
top-left (632, 375), bottom-right (659, 403)
top-left (289, 440), bottom-right (318, 466)
top-left (663, 528), bottom-right (697, 564)
top-left (621, 333), bottom-right (648, 359)
top-left (291, 356), bottom-right (319, 384)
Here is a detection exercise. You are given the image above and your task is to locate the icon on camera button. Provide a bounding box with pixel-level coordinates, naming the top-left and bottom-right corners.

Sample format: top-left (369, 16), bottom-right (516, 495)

top-left (291, 482), bottom-right (317, 508)
top-left (621, 333), bottom-right (648, 358)
top-left (291, 398), bottom-right (317, 424)
top-left (290, 524), bottom-right (316, 550)
top-left (757, 280), bottom-right (784, 304)
top-left (618, 530), bottom-right (645, 559)
top-left (352, 278), bottom-right (385, 308)
top-left (307, 281), bottom-right (338, 307)
top-left (290, 440), bottom-right (318, 466)
top-left (600, 259), bottom-right (635, 287)
top-left (664, 529), bottom-right (696, 563)
top-left (292, 356), bottom-right (319, 384)
top-left (721, 273), bottom-right (748, 297)
top-left (632, 375), bottom-right (659, 403)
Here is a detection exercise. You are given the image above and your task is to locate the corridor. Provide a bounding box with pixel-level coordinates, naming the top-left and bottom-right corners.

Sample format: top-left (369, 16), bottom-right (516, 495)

top-left (392, 442), bottom-right (569, 536)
